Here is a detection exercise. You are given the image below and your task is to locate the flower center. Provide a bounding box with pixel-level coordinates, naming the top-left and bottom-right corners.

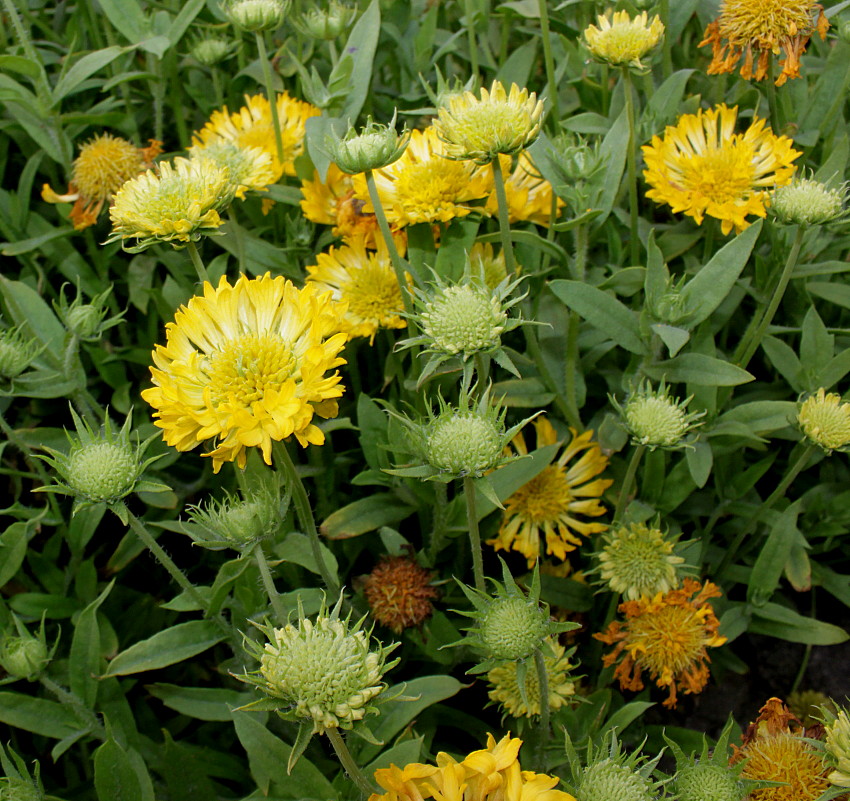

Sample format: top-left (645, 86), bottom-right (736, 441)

top-left (450, 104), bottom-right (530, 150)
top-left (508, 465), bottom-right (572, 523)
top-left (342, 261), bottom-right (403, 323)
top-left (742, 733), bottom-right (829, 801)
top-left (719, 0), bottom-right (817, 45)
top-left (679, 139), bottom-right (756, 204)
top-left (207, 334), bottom-right (296, 407)
top-left (73, 135), bottom-right (144, 199)
top-left (627, 603), bottom-right (707, 679)
top-left (393, 160), bottom-right (476, 220)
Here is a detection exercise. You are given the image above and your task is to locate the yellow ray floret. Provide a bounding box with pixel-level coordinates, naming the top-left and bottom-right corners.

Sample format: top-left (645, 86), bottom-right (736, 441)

top-left (584, 9), bottom-right (665, 69)
top-left (642, 104), bottom-right (800, 235)
top-left (484, 152), bottom-right (564, 227)
top-left (141, 273), bottom-right (347, 472)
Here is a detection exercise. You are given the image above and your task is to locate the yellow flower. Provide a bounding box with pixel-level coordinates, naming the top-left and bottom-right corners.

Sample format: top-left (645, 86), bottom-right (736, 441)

top-left (584, 10), bottom-right (665, 69)
top-left (484, 153), bottom-right (564, 227)
top-left (487, 637), bottom-right (576, 718)
top-left (369, 734), bottom-right (576, 801)
top-left (141, 273), bottom-right (347, 472)
top-left (700, 0), bottom-right (829, 87)
top-left (488, 417), bottom-right (612, 566)
top-left (107, 157), bottom-right (233, 251)
top-left (188, 140), bottom-right (277, 199)
top-left (594, 578), bottom-right (727, 709)
top-left (798, 388), bottom-right (850, 452)
top-left (42, 134), bottom-right (161, 230)
top-left (300, 163), bottom-right (381, 244)
top-left (353, 126), bottom-right (492, 227)
top-left (305, 235), bottom-right (407, 343)
top-left (642, 104), bottom-right (801, 235)
top-left (434, 80), bottom-right (544, 164)
top-left (193, 93), bottom-right (320, 181)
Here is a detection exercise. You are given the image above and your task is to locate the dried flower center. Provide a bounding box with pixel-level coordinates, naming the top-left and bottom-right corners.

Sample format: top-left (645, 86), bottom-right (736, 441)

top-left (73, 134), bottom-right (144, 200)
top-left (508, 465), bottom-right (572, 523)
top-left (207, 334), bottom-right (296, 407)
top-left (626, 603), bottom-right (708, 679)
top-left (718, 0), bottom-right (819, 46)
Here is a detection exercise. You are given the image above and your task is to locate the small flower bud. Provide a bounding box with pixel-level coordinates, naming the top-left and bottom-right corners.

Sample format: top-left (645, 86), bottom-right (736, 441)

top-left (614, 381), bottom-right (704, 450)
top-left (55, 284), bottom-right (122, 342)
top-left (0, 326), bottom-right (40, 380)
top-left (478, 596), bottom-right (549, 661)
top-left (798, 388), bottom-right (850, 452)
top-left (584, 10), bottom-right (665, 70)
top-left (65, 304), bottom-right (102, 339)
top-left (327, 114), bottom-right (410, 175)
top-left (225, 0), bottom-right (288, 32)
top-left (190, 36), bottom-right (234, 67)
top-left (674, 762), bottom-right (744, 801)
top-left (420, 284), bottom-right (506, 356)
top-left (0, 636), bottom-right (49, 681)
top-left (426, 407), bottom-right (504, 477)
top-left (299, 0), bottom-right (356, 40)
top-left (771, 175), bottom-right (847, 225)
top-left (578, 761), bottom-right (656, 801)
top-left (0, 777), bottom-right (43, 801)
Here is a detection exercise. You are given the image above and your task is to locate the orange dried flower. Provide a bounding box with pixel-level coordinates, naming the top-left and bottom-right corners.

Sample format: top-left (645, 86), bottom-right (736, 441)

top-left (363, 555), bottom-right (438, 634)
top-left (594, 578), bottom-right (726, 708)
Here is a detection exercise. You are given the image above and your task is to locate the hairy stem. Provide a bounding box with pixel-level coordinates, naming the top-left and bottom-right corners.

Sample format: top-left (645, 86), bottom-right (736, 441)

top-left (463, 476), bottom-right (486, 593)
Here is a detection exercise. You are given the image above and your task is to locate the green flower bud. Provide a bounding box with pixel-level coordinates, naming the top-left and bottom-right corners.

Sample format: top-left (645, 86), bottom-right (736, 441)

top-left (579, 760), bottom-right (655, 801)
top-left (0, 636), bottom-right (49, 680)
top-left (0, 778), bottom-right (42, 801)
top-left (299, 0), bottom-right (356, 39)
top-left (614, 380), bottom-right (704, 450)
top-left (771, 175), bottom-right (847, 226)
top-left (825, 706), bottom-right (850, 787)
top-left (225, 0), bottom-right (288, 32)
top-left (190, 36), bottom-right (234, 67)
top-left (798, 388), bottom-right (850, 452)
top-left (65, 304), bottom-right (102, 339)
top-left (674, 762), bottom-right (743, 801)
top-left (478, 596), bottom-right (549, 661)
top-left (55, 283), bottom-right (123, 342)
top-left (327, 114), bottom-right (410, 174)
top-left (0, 327), bottom-right (40, 380)
top-left (421, 284), bottom-right (506, 356)
top-left (426, 408), bottom-right (504, 477)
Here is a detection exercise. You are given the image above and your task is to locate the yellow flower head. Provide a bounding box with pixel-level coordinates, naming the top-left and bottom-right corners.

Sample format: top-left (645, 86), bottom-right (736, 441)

top-left (700, 0), bottom-right (829, 86)
top-left (305, 235), bottom-right (407, 343)
top-left (300, 163), bottom-right (380, 243)
top-left (141, 273), bottom-right (347, 472)
top-left (484, 152), bottom-right (564, 227)
top-left (42, 134), bottom-right (161, 230)
top-left (734, 697), bottom-right (831, 801)
top-left (353, 126), bottom-right (492, 227)
top-left (487, 637), bottom-right (576, 718)
top-left (107, 157), bottom-right (233, 251)
top-left (488, 417), bottom-right (612, 566)
top-left (584, 10), bottom-right (665, 69)
top-left (434, 80), bottom-right (545, 164)
top-left (594, 578), bottom-right (727, 709)
top-left (363, 554), bottom-right (438, 634)
top-left (642, 104), bottom-right (801, 235)
top-left (188, 140), bottom-right (277, 199)
top-left (193, 93), bottom-right (320, 181)
top-left (798, 388), bottom-right (850, 452)
top-left (369, 733), bottom-right (576, 801)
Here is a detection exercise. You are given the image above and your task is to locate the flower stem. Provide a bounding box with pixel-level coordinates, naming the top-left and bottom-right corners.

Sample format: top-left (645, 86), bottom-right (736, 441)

top-left (463, 476), bottom-right (486, 593)
top-left (325, 727), bottom-right (375, 796)
top-left (186, 240), bottom-right (211, 285)
top-left (621, 67), bottom-right (641, 266)
top-left (253, 542), bottom-right (288, 625)
top-left (463, 0), bottom-right (480, 82)
top-left (365, 169), bottom-right (413, 312)
top-left (734, 224), bottom-right (805, 370)
top-left (255, 30), bottom-right (285, 165)
top-left (564, 223), bottom-right (589, 430)
top-left (537, 0), bottom-right (560, 134)
top-left (534, 648), bottom-right (551, 772)
top-left (659, 0), bottom-right (672, 79)
top-left (613, 444), bottom-right (645, 526)
top-left (492, 156), bottom-right (518, 276)
top-left (40, 676), bottom-right (106, 739)
top-left (273, 441), bottom-right (339, 597)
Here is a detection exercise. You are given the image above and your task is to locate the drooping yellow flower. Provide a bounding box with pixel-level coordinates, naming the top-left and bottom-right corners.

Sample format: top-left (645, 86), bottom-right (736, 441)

top-left (434, 80), bottom-right (545, 164)
top-left (141, 273), bottom-right (347, 472)
top-left (188, 140), bottom-right (277, 199)
top-left (595, 578), bottom-right (727, 709)
top-left (300, 163), bottom-right (381, 244)
top-left (798, 388), bottom-right (850, 452)
top-left (700, 0), bottom-right (829, 86)
top-left (369, 734), bottom-right (576, 801)
top-left (193, 93), bottom-right (320, 181)
top-left (42, 133), bottom-right (161, 230)
top-left (107, 157), bottom-right (233, 251)
top-left (642, 104), bottom-right (801, 235)
top-left (353, 126), bottom-right (492, 227)
top-left (584, 10), bottom-right (665, 69)
top-left (733, 697), bottom-right (831, 801)
top-left (484, 152), bottom-right (564, 227)
top-left (305, 235), bottom-right (407, 343)
top-left (488, 417), bottom-right (612, 566)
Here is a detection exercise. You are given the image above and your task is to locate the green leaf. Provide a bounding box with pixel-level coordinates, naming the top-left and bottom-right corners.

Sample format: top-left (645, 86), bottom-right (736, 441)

top-left (603, 702), bottom-right (655, 738)
top-left (476, 229), bottom-right (569, 263)
top-left (0, 276), bottom-right (66, 365)
top-left (644, 353), bottom-right (754, 386)
top-left (103, 620), bottom-right (226, 676)
top-left (539, 574), bottom-right (593, 613)
top-left (94, 738), bottom-right (149, 801)
top-left (549, 280), bottom-right (646, 355)
top-left (0, 693), bottom-right (80, 739)
top-left (595, 106), bottom-right (629, 227)
top-left (0, 521), bottom-right (32, 588)
top-left (96, 0), bottom-right (149, 43)
top-left (166, 0), bottom-right (206, 45)
top-left (651, 324), bottom-right (690, 358)
top-left (52, 46), bottom-right (128, 104)
top-left (685, 440), bottom-right (713, 488)
top-left (749, 603), bottom-right (848, 645)
top-left (340, 0), bottom-right (380, 121)
top-left (679, 220), bottom-right (762, 327)
top-left (274, 532), bottom-right (339, 580)
top-left (761, 335), bottom-right (805, 392)
top-left (807, 280), bottom-right (850, 310)
top-left (147, 684), bottom-right (249, 721)
top-left (747, 502), bottom-right (802, 606)
top-left (363, 736), bottom-right (423, 776)
top-left (800, 306), bottom-right (833, 377)
top-left (320, 494), bottom-right (415, 540)
top-left (70, 580), bottom-right (114, 708)
top-left (715, 401), bottom-right (797, 436)
top-left (0, 55), bottom-right (42, 79)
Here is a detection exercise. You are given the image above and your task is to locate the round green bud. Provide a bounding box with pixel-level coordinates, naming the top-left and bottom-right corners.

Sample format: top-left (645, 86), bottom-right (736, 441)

top-left (426, 410), bottom-right (503, 477)
top-left (0, 636), bottom-right (49, 680)
top-left (300, 0), bottom-right (355, 39)
top-left (0, 332), bottom-right (36, 379)
top-left (478, 596), bottom-right (549, 661)
top-left (191, 37), bottom-right (233, 67)
top-left (675, 762), bottom-right (743, 801)
top-left (625, 393), bottom-right (688, 448)
top-left (66, 441), bottom-right (140, 504)
top-left (420, 284), bottom-right (506, 356)
top-left (0, 777), bottom-right (42, 801)
top-left (771, 177), bottom-right (846, 226)
top-left (578, 760), bottom-right (655, 801)
top-left (65, 304), bottom-right (102, 339)
top-left (189, 492), bottom-right (278, 550)
top-left (225, 0), bottom-right (287, 32)
top-left (327, 117), bottom-right (410, 174)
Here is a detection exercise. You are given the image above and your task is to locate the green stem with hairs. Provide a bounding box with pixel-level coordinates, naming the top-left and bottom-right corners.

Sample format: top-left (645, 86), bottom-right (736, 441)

top-left (492, 156), bottom-right (518, 276)
top-left (186, 240), bottom-right (211, 285)
top-left (40, 676), bottom-right (106, 740)
top-left (534, 648), bottom-right (551, 771)
top-left (564, 223), bottom-right (589, 430)
top-left (463, 476), bottom-right (486, 593)
top-left (537, 0), bottom-right (560, 134)
top-left (612, 444), bottom-right (645, 526)
top-left (273, 441), bottom-right (339, 597)
top-left (253, 542), bottom-right (288, 625)
top-left (325, 727), bottom-right (375, 796)
top-left (255, 31), bottom-right (285, 165)
top-left (621, 67), bottom-right (641, 266)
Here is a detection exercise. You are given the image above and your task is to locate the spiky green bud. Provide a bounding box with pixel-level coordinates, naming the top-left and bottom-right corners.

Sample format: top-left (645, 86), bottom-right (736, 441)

top-left (426, 407), bottom-right (504, 477)
top-left (54, 283), bottom-right (123, 342)
top-left (299, 0), bottom-right (356, 39)
top-left (327, 113), bottom-right (410, 175)
top-left (190, 36), bottom-right (234, 67)
top-left (0, 327), bottom-right (40, 380)
top-left (613, 380), bottom-right (704, 450)
top-left (674, 762), bottom-right (743, 801)
top-left (771, 176), bottom-right (847, 226)
top-left (225, 0), bottom-right (288, 32)
top-left (0, 637), bottom-right (48, 681)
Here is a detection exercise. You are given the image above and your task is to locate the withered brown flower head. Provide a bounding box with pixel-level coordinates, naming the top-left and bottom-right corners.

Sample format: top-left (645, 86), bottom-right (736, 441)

top-left (363, 554), bottom-right (438, 634)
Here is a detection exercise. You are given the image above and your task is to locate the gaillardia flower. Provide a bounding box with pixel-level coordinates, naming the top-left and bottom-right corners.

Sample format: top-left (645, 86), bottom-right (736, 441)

top-left (369, 733), bottom-right (576, 801)
top-left (484, 152), bottom-right (564, 226)
top-left (488, 417), bottom-right (612, 566)
top-left (141, 273), bottom-right (347, 473)
top-left (42, 133), bottom-right (161, 230)
top-left (700, 0), bottom-right (829, 86)
top-left (305, 235), bottom-right (407, 343)
top-left (434, 80), bottom-right (544, 164)
top-left (363, 554), bottom-right (438, 633)
top-left (823, 703), bottom-right (850, 787)
top-left (798, 388), bottom-right (850, 452)
top-left (642, 104), bottom-right (801, 235)
top-left (107, 157), bottom-right (233, 251)
top-left (188, 140), bottom-right (277, 199)
top-left (595, 578), bottom-right (726, 708)
top-left (584, 10), bottom-right (665, 70)
top-left (224, 0), bottom-right (288, 32)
